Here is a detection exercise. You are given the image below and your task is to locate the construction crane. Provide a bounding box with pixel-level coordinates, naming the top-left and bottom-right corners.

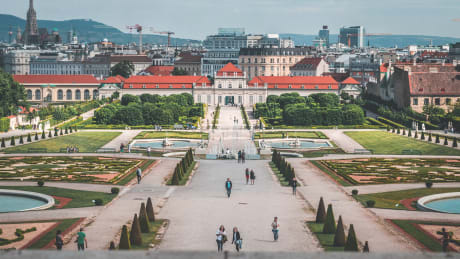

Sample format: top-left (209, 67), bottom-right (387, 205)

top-left (341, 33), bottom-right (392, 47)
top-left (149, 28), bottom-right (175, 48)
top-left (126, 24), bottom-right (143, 54)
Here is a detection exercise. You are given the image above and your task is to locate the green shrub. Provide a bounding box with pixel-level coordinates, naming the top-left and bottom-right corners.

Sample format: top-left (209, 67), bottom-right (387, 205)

top-left (111, 187), bottom-right (120, 194)
top-left (436, 135), bottom-right (440, 144)
top-left (421, 132), bottom-right (425, 140)
top-left (0, 118), bottom-right (10, 132)
top-left (118, 225), bottom-right (131, 250)
top-left (94, 199), bottom-right (103, 206)
top-left (34, 132), bottom-right (39, 140)
top-left (444, 136), bottom-right (448, 145)
top-left (41, 131), bottom-right (46, 139)
top-left (65, 127), bottom-right (68, 134)
top-left (37, 180), bottom-right (44, 187)
top-left (139, 203), bottom-right (150, 233)
top-left (19, 135), bottom-right (24, 144)
top-left (391, 128), bottom-right (395, 133)
top-left (322, 204), bottom-right (336, 234)
top-left (366, 200), bottom-right (375, 208)
top-left (1, 138), bottom-right (5, 148)
top-left (109, 241), bottom-right (116, 250)
top-left (54, 128), bottom-right (58, 137)
top-left (70, 127), bottom-right (73, 133)
top-left (403, 129), bottom-right (406, 135)
top-left (425, 181), bottom-right (433, 188)
top-left (344, 224), bottom-right (359, 251)
top-left (428, 133), bottom-right (432, 142)
top-left (129, 214), bottom-right (142, 246)
top-left (386, 126), bottom-right (390, 131)
top-left (48, 131), bottom-right (52, 138)
top-left (408, 129), bottom-right (412, 137)
top-left (453, 138), bottom-right (458, 148)
top-left (146, 197), bottom-right (155, 222)
top-left (334, 216), bottom-right (346, 246)
top-left (397, 128), bottom-right (400, 134)
top-left (27, 133), bottom-right (31, 142)
top-left (414, 131), bottom-right (418, 138)
top-left (10, 136), bottom-right (15, 146)
top-left (60, 128), bottom-right (63, 135)
top-left (351, 189), bottom-right (358, 195)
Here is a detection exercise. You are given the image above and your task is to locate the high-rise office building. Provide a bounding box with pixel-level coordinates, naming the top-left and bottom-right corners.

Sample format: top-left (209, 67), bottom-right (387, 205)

top-left (318, 25), bottom-right (330, 47)
top-left (339, 26), bottom-right (365, 48)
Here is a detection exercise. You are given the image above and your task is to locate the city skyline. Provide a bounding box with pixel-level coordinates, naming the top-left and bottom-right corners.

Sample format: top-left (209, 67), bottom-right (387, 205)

top-left (2, 0), bottom-right (460, 40)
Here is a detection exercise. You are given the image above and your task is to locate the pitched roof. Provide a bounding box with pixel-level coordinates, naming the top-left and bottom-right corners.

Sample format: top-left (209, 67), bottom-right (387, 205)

top-left (342, 77), bottom-right (360, 85)
top-left (409, 72), bottom-right (460, 96)
top-left (144, 66), bottom-right (174, 76)
top-left (217, 63), bottom-right (243, 76)
top-left (380, 63), bottom-right (388, 73)
top-left (322, 72), bottom-right (350, 83)
top-left (110, 55), bottom-right (152, 63)
top-left (101, 76), bottom-right (123, 84)
top-left (175, 53), bottom-right (202, 64)
top-left (123, 75), bottom-right (211, 89)
top-left (248, 76), bottom-right (339, 89)
top-left (13, 75), bottom-right (99, 84)
top-left (290, 57), bottom-right (324, 70)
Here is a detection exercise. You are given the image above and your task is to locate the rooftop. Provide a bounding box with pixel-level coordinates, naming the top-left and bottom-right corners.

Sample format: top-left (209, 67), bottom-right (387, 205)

top-left (13, 75), bottom-right (100, 84)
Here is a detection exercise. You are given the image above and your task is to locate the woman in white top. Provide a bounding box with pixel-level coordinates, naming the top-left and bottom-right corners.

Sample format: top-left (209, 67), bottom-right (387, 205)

top-left (216, 225), bottom-right (227, 252)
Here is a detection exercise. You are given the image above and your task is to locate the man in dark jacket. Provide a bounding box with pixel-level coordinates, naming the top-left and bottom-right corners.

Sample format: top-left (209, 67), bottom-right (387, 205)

top-left (225, 178), bottom-right (232, 198)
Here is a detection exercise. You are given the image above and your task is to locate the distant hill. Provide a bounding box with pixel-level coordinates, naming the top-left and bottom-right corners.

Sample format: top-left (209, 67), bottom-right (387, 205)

top-left (0, 14), bottom-right (201, 45)
top-left (280, 33), bottom-right (460, 48)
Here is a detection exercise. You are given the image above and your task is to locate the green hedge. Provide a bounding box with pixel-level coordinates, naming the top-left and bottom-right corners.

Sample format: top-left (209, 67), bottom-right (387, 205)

top-left (241, 106), bottom-right (250, 130)
top-left (0, 118), bottom-right (10, 132)
top-left (377, 116), bottom-right (405, 128)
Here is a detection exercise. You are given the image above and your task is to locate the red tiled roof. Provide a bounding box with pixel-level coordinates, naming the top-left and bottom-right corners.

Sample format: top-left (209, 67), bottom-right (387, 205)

top-left (216, 63), bottom-right (243, 76)
top-left (144, 66), bottom-right (174, 76)
top-left (341, 77), bottom-right (360, 85)
top-left (322, 72), bottom-right (350, 83)
top-left (248, 76), bottom-right (339, 89)
top-left (123, 75), bottom-right (211, 89)
top-left (380, 63), bottom-right (388, 73)
top-left (175, 53), bottom-right (202, 64)
top-left (13, 75), bottom-right (99, 84)
top-left (18, 106), bottom-right (39, 114)
top-left (409, 72), bottom-right (460, 96)
top-left (101, 76), bottom-right (123, 84)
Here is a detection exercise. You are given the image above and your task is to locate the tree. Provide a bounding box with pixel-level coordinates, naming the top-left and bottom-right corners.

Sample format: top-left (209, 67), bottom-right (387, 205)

top-left (121, 94), bottom-right (141, 106)
top-left (139, 203), bottom-right (151, 233)
top-left (0, 69), bottom-right (28, 118)
top-left (146, 197), bottom-right (155, 222)
top-left (171, 168), bottom-right (180, 185)
top-left (344, 224), bottom-right (359, 251)
top-left (334, 216), bottom-right (346, 246)
top-left (171, 67), bottom-right (187, 75)
top-left (130, 214), bottom-right (142, 246)
top-left (322, 204), bottom-right (336, 234)
top-left (118, 225), bottom-right (131, 250)
top-left (111, 104), bottom-right (144, 126)
top-left (95, 106), bottom-right (117, 124)
top-left (110, 61), bottom-right (134, 78)
top-left (111, 91), bottom-right (120, 100)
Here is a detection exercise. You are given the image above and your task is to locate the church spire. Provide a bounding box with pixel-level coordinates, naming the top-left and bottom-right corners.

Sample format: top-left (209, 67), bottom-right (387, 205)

top-left (30, 0), bottom-right (34, 9)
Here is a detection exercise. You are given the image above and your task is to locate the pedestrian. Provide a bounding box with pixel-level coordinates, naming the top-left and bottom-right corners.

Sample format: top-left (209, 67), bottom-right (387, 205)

top-left (216, 225), bottom-right (227, 252)
top-left (245, 168), bottom-right (250, 185)
top-left (147, 146), bottom-right (151, 157)
top-left (241, 150), bottom-right (246, 163)
top-left (238, 150), bottom-right (242, 163)
top-left (76, 228), bottom-right (87, 251)
top-left (128, 143), bottom-right (132, 153)
top-left (271, 217), bottom-right (280, 241)
top-left (136, 167), bottom-right (142, 184)
top-left (120, 143), bottom-right (124, 153)
top-left (292, 177), bottom-right (297, 195)
top-left (232, 227), bottom-right (243, 252)
top-left (55, 230), bottom-right (63, 250)
top-left (250, 170), bottom-right (255, 185)
top-left (225, 178), bottom-right (232, 198)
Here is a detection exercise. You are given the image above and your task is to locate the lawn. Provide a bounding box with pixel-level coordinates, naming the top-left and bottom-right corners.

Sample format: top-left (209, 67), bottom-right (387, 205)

top-left (391, 220), bottom-right (460, 252)
top-left (130, 219), bottom-right (166, 250)
top-left (4, 131), bottom-right (121, 153)
top-left (318, 158), bottom-right (460, 185)
top-left (307, 222), bottom-right (345, 251)
top-left (135, 131), bottom-right (208, 140)
top-left (344, 131), bottom-right (460, 156)
top-left (355, 188), bottom-right (460, 210)
top-left (0, 186), bottom-right (117, 208)
top-left (254, 131), bottom-right (327, 139)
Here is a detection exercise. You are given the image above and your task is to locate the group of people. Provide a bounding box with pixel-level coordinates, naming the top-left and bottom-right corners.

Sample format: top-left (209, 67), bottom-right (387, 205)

top-left (55, 228), bottom-right (87, 251)
top-left (237, 150), bottom-right (246, 163)
top-left (65, 146), bottom-right (79, 153)
top-left (216, 217), bottom-right (280, 252)
top-left (245, 168), bottom-right (256, 185)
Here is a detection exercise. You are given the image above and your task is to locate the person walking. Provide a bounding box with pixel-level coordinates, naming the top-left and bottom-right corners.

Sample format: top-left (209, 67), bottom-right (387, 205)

top-left (76, 228), bottom-right (88, 251)
top-left (216, 225), bottom-right (227, 252)
top-left (250, 170), bottom-right (255, 185)
top-left (147, 146), bottom-right (151, 157)
top-left (245, 168), bottom-right (250, 185)
top-left (232, 227), bottom-right (243, 252)
top-left (292, 177), bottom-right (297, 195)
top-left (271, 217), bottom-right (280, 241)
top-left (55, 230), bottom-right (63, 250)
top-left (120, 143), bottom-right (124, 153)
top-left (136, 167), bottom-right (142, 184)
top-left (225, 178), bottom-right (232, 198)
top-left (238, 150), bottom-right (242, 163)
top-left (241, 150), bottom-right (246, 163)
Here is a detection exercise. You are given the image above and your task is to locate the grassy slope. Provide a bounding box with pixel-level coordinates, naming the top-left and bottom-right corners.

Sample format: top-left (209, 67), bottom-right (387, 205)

top-left (345, 131), bottom-right (460, 156)
top-left (134, 131), bottom-right (208, 140)
top-left (130, 220), bottom-right (166, 249)
top-left (0, 186), bottom-right (116, 208)
top-left (4, 131), bottom-right (121, 153)
top-left (307, 222), bottom-right (344, 251)
top-left (355, 187), bottom-right (460, 210)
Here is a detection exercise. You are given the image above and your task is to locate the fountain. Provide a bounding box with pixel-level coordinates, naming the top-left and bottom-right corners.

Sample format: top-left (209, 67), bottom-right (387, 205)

top-left (162, 137), bottom-right (173, 147)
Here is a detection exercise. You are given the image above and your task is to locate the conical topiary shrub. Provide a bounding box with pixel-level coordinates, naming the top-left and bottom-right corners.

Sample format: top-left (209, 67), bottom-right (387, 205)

top-left (1, 138), bottom-right (5, 148)
top-left (315, 197), bottom-right (326, 223)
top-left (363, 241), bottom-right (370, 252)
top-left (397, 128), bottom-right (400, 134)
top-left (139, 203), bottom-right (151, 233)
top-left (414, 131), bottom-right (418, 139)
top-left (60, 128), bottom-right (63, 135)
top-left (54, 128), bottom-right (58, 137)
top-left (146, 197), bottom-right (155, 222)
top-left (130, 214), bottom-right (142, 246)
top-left (27, 133), bottom-right (31, 142)
top-left (65, 127), bottom-right (68, 134)
top-left (70, 127), bottom-right (73, 133)
top-left (344, 224), bottom-right (359, 251)
top-left (48, 131), bottom-right (52, 138)
top-left (391, 128), bottom-right (395, 133)
top-left (403, 129), bottom-right (406, 135)
top-left (19, 135), bottom-right (24, 144)
top-left (436, 135), bottom-right (440, 144)
top-left (408, 129), bottom-right (412, 137)
top-left (41, 130), bottom-right (46, 139)
top-left (421, 132), bottom-right (425, 140)
top-left (74, 126), bottom-right (78, 132)
top-left (454, 138), bottom-right (458, 148)
top-left (322, 204), bottom-right (336, 234)
top-left (428, 133), bottom-right (432, 142)
top-left (386, 126), bottom-right (390, 132)
top-left (35, 132), bottom-right (39, 140)
top-left (171, 168), bottom-right (180, 185)
top-left (444, 136), bottom-right (448, 145)
top-left (334, 216), bottom-right (346, 247)
top-left (118, 225), bottom-right (131, 250)
top-left (10, 136), bottom-right (15, 146)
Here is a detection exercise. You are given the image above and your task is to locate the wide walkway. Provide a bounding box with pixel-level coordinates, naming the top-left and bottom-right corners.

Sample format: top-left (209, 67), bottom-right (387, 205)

top-left (101, 130), bottom-right (142, 151)
top-left (159, 160), bottom-right (319, 252)
top-left (289, 159), bottom-right (417, 252)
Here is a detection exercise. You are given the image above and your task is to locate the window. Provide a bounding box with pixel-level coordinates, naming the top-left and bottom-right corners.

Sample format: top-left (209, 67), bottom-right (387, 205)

top-left (259, 95), bottom-right (263, 103)
top-left (142, 84), bottom-right (146, 89)
top-left (57, 90), bottom-right (63, 100)
top-left (66, 90), bottom-right (72, 100)
top-left (315, 85), bottom-right (319, 89)
top-left (424, 98), bottom-right (429, 105)
top-left (274, 84), bottom-right (278, 89)
top-left (446, 98), bottom-right (451, 105)
top-left (288, 85), bottom-right (292, 89)
top-left (129, 84), bottom-right (133, 89)
top-left (250, 95), bottom-right (254, 104)
top-left (218, 84), bottom-right (222, 88)
top-left (27, 90), bottom-right (32, 100)
top-left (413, 98), bottom-right (418, 105)
top-left (93, 90), bottom-right (98, 100)
top-left (35, 90), bottom-right (41, 100)
top-left (228, 84), bottom-right (232, 89)
top-left (156, 85), bottom-right (159, 89)
top-left (238, 96), bottom-right (242, 104)
top-left (75, 90), bottom-right (81, 100)
top-left (239, 83), bottom-right (242, 89)
top-left (84, 90), bottom-right (90, 100)
top-left (218, 96), bottom-right (222, 104)
top-left (169, 85), bottom-right (173, 89)
top-left (328, 85), bottom-right (332, 89)
top-left (182, 85), bottom-right (185, 89)
top-left (435, 98), bottom-right (440, 105)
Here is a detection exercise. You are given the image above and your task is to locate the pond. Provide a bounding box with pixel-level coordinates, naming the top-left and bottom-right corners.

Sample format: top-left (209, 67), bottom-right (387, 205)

top-left (0, 194), bottom-right (49, 213)
top-left (424, 198), bottom-right (460, 214)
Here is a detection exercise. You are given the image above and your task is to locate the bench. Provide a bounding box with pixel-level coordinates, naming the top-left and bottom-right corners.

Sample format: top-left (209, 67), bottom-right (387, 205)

top-left (96, 148), bottom-right (117, 153)
top-left (28, 148), bottom-right (47, 153)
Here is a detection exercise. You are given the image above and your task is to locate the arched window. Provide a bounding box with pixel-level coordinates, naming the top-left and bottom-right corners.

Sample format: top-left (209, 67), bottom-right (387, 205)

top-left (66, 90), bottom-right (72, 100)
top-left (75, 90), bottom-right (81, 100)
top-left (92, 90), bottom-right (98, 100)
top-left (57, 90), bottom-right (63, 100)
top-left (35, 90), bottom-right (41, 100)
top-left (27, 90), bottom-right (32, 100)
top-left (84, 89), bottom-right (90, 100)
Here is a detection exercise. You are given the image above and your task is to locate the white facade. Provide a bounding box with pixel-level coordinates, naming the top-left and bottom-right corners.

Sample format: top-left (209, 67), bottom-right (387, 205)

top-left (2, 50), bottom-right (41, 75)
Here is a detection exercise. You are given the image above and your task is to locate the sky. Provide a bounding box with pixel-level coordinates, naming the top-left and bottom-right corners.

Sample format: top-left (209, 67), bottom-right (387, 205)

top-left (3, 0), bottom-right (460, 40)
